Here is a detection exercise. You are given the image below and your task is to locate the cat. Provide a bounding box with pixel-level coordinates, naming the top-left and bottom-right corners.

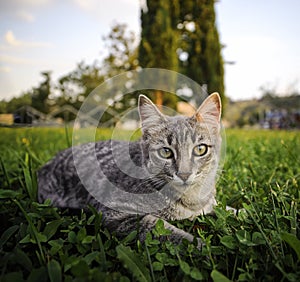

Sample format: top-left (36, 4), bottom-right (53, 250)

top-left (38, 93), bottom-right (222, 245)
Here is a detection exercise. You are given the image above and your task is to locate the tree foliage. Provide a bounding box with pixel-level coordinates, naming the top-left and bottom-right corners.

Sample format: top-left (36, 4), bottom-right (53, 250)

top-left (102, 23), bottom-right (139, 77)
top-left (139, 0), bottom-right (180, 108)
top-left (177, 0), bottom-right (225, 98)
top-left (139, 0), bottom-right (179, 71)
top-left (139, 0), bottom-right (225, 108)
top-left (31, 71), bottom-right (52, 114)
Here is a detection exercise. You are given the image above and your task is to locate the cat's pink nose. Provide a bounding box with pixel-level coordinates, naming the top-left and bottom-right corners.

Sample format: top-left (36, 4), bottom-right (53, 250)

top-left (177, 172), bottom-right (191, 182)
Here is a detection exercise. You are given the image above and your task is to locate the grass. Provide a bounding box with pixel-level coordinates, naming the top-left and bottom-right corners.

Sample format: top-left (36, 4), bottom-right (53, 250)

top-left (0, 127), bottom-right (299, 281)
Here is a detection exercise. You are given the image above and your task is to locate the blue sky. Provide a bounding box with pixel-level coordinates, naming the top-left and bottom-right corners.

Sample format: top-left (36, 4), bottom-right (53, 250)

top-left (0, 0), bottom-right (299, 101)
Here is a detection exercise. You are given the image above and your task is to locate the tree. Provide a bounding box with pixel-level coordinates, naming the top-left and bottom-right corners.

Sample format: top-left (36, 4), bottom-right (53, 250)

top-left (139, 0), bottom-right (180, 108)
top-left (102, 23), bottom-right (139, 78)
top-left (177, 0), bottom-right (226, 107)
top-left (0, 100), bottom-right (7, 113)
top-left (31, 71), bottom-right (52, 113)
top-left (57, 61), bottom-right (104, 109)
top-left (5, 93), bottom-right (32, 113)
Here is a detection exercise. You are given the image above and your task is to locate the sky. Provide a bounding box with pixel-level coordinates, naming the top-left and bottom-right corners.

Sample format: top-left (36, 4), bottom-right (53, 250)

top-left (0, 0), bottom-right (299, 101)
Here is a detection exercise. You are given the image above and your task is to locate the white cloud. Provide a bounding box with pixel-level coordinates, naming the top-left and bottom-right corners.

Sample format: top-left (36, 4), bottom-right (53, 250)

top-left (0, 66), bottom-right (11, 73)
top-left (0, 0), bottom-right (52, 23)
top-left (0, 54), bottom-right (50, 67)
top-left (5, 31), bottom-right (21, 47)
top-left (16, 10), bottom-right (35, 22)
top-left (21, 0), bottom-right (50, 6)
top-left (73, 0), bottom-right (97, 11)
top-left (4, 30), bottom-right (53, 48)
top-left (72, 0), bottom-right (140, 33)
top-left (0, 54), bottom-right (35, 65)
top-left (1, 0), bottom-right (51, 10)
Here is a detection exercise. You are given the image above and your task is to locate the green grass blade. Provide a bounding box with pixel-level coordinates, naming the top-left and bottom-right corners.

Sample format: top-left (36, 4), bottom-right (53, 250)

top-left (144, 243), bottom-right (155, 282)
top-left (0, 225), bottom-right (19, 249)
top-left (13, 199), bottom-right (45, 264)
top-left (116, 244), bottom-right (151, 282)
top-left (64, 125), bottom-right (71, 148)
top-left (281, 232), bottom-right (300, 261)
top-left (47, 259), bottom-right (62, 282)
top-left (0, 155), bottom-right (10, 188)
top-left (97, 234), bottom-right (107, 272)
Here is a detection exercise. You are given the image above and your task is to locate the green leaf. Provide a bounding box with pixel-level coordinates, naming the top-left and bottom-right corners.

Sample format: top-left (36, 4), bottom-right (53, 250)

top-left (155, 252), bottom-right (178, 266)
top-left (27, 266), bottom-right (47, 282)
top-left (47, 259), bottom-right (62, 282)
top-left (179, 260), bottom-right (190, 275)
top-left (70, 260), bottom-right (89, 277)
top-left (281, 232), bottom-right (300, 260)
top-left (48, 239), bottom-right (64, 255)
top-left (34, 232), bottom-right (47, 243)
top-left (152, 261), bottom-right (163, 271)
top-left (77, 227), bottom-right (87, 241)
top-left (43, 219), bottom-right (64, 240)
top-left (220, 235), bottom-right (237, 249)
top-left (13, 247), bottom-right (32, 271)
top-left (252, 232), bottom-right (266, 245)
top-left (19, 234), bottom-right (31, 244)
top-left (155, 252), bottom-right (169, 263)
top-left (0, 189), bottom-right (21, 199)
top-left (236, 230), bottom-right (255, 246)
top-left (153, 219), bottom-right (172, 236)
top-left (190, 267), bottom-right (204, 281)
top-left (84, 251), bottom-right (100, 265)
top-left (0, 225), bottom-right (19, 248)
top-left (211, 269), bottom-right (232, 282)
top-left (64, 256), bottom-right (79, 272)
top-left (116, 244), bottom-right (151, 282)
top-left (121, 230), bottom-right (137, 245)
top-left (82, 235), bottom-right (94, 244)
top-left (68, 231), bottom-right (77, 243)
top-left (2, 272), bottom-right (23, 282)
top-left (87, 214), bottom-right (95, 225)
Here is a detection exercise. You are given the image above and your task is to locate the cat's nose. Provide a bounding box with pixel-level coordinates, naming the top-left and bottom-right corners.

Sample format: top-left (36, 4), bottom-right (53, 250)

top-left (177, 172), bottom-right (192, 183)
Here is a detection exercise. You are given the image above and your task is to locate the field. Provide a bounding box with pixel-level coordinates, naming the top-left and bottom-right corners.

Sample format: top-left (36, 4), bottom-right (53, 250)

top-left (0, 127), bottom-right (299, 281)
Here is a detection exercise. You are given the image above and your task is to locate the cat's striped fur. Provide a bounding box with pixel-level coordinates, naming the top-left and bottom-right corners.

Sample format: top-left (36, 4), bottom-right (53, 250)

top-left (38, 93), bottom-right (222, 245)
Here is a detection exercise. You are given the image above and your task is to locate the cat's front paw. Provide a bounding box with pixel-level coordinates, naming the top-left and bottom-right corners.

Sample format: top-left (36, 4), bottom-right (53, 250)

top-left (195, 237), bottom-right (204, 250)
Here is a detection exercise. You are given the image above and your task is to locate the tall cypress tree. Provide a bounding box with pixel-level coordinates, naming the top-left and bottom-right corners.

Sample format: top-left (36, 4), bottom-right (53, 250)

top-left (139, 0), bottom-right (179, 107)
top-left (139, 0), bottom-right (225, 108)
top-left (177, 0), bottom-right (225, 106)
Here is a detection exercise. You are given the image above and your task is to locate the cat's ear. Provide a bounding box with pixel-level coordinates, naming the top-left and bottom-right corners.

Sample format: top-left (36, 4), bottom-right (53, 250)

top-left (194, 92), bottom-right (221, 124)
top-left (138, 95), bottom-right (166, 130)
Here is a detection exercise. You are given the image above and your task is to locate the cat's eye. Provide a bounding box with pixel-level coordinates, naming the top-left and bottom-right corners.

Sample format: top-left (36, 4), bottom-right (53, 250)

top-left (158, 147), bottom-right (173, 159)
top-left (193, 144), bottom-right (209, 156)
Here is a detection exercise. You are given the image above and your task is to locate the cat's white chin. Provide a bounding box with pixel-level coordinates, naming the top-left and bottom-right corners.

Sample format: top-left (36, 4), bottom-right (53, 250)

top-left (171, 180), bottom-right (193, 190)
top-left (172, 174), bottom-right (196, 186)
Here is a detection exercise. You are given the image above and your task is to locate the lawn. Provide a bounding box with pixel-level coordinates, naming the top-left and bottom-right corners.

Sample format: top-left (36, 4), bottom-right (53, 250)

top-left (0, 127), bottom-right (299, 281)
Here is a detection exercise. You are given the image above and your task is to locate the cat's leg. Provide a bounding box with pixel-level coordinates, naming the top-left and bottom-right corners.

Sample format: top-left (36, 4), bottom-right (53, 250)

top-left (225, 205), bottom-right (237, 214)
top-left (139, 214), bottom-right (202, 247)
top-left (101, 211), bottom-right (202, 247)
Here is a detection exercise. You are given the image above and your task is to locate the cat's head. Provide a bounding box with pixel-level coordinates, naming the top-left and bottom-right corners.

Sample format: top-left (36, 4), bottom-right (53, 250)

top-left (138, 93), bottom-right (222, 191)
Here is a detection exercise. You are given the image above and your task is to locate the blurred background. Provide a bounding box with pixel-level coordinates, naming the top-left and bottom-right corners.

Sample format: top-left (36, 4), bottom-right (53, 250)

top-left (0, 0), bottom-right (299, 129)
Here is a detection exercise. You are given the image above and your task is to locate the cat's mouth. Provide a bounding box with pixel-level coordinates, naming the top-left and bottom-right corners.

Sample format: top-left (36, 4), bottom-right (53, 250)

top-left (171, 181), bottom-right (193, 194)
top-left (171, 174), bottom-right (197, 187)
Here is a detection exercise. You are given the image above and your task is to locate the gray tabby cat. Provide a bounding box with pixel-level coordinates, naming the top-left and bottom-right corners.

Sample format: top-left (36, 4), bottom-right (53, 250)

top-left (38, 93), bottom-right (222, 245)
